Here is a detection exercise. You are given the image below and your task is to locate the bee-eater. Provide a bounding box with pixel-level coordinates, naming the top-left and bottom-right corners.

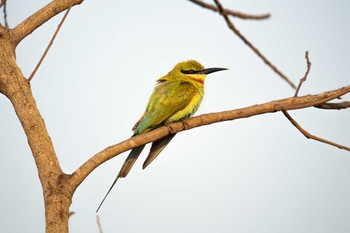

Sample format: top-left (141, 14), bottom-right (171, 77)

top-left (96, 60), bottom-right (227, 212)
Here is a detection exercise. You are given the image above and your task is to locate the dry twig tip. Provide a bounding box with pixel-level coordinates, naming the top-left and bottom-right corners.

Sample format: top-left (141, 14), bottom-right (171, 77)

top-left (294, 51), bottom-right (312, 97)
top-left (212, 0), bottom-right (296, 89)
top-left (189, 0), bottom-right (271, 20)
top-left (282, 111), bottom-right (350, 151)
top-left (28, 2), bottom-right (74, 82)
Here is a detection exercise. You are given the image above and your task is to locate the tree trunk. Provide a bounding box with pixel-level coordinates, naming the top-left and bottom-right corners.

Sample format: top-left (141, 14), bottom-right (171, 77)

top-left (44, 175), bottom-right (72, 233)
top-left (1, 25), bottom-right (72, 233)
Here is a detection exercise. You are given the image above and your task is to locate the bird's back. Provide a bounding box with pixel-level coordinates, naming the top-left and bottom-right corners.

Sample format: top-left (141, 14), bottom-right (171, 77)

top-left (133, 79), bottom-right (204, 134)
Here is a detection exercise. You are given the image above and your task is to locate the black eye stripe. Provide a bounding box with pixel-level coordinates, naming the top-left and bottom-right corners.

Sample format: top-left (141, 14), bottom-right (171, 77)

top-left (181, 69), bottom-right (199, 74)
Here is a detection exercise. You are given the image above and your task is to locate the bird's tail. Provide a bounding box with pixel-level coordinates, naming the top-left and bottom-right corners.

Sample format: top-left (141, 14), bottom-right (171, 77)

top-left (119, 145), bottom-right (145, 177)
top-left (96, 145), bottom-right (145, 212)
top-left (143, 134), bottom-right (176, 169)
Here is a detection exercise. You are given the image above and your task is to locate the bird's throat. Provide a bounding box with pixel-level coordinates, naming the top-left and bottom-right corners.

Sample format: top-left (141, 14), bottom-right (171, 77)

top-left (188, 75), bottom-right (205, 85)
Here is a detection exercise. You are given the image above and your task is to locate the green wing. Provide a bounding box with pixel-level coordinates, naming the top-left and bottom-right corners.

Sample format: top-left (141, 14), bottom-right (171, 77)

top-left (134, 81), bottom-right (197, 134)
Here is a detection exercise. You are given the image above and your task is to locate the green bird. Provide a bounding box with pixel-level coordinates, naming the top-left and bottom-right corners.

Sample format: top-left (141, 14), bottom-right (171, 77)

top-left (96, 60), bottom-right (227, 212)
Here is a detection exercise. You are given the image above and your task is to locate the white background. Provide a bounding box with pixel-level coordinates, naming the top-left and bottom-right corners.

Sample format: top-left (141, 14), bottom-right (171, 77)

top-left (1, 0), bottom-right (349, 232)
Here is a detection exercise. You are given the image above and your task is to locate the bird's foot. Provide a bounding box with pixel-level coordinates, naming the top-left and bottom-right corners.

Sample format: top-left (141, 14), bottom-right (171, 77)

top-left (165, 122), bottom-right (176, 134)
top-left (181, 119), bottom-right (190, 130)
top-left (165, 120), bottom-right (189, 134)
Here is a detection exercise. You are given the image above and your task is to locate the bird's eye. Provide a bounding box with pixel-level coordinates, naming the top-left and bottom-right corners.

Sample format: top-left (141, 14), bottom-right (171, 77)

top-left (181, 69), bottom-right (197, 74)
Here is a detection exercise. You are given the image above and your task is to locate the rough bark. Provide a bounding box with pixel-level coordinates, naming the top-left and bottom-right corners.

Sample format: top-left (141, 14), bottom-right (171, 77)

top-left (0, 25), bottom-right (72, 233)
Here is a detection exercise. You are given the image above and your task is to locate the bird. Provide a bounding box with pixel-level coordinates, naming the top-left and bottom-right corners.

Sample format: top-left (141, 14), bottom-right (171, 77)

top-left (96, 60), bottom-right (227, 212)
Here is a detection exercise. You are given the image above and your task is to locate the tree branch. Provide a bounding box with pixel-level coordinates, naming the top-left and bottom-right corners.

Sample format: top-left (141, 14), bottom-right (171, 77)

top-left (188, 0), bottom-right (271, 20)
top-left (96, 215), bottom-right (104, 233)
top-left (1, 0), bottom-right (9, 28)
top-left (294, 51), bottom-right (311, 97)
top-left (211, 0), bottom-right (296, 89)
top-left (68, 85), bottom-right (350, 190)
top-left (10, 0), bottom-right (83, 47)
top-left (282, 111), bottom-right (350, 151)
top-left (314, 101), bottom-right (350, 110)
top-left (28, 2), bottom-right (73, 82)
top-left (282, 51), bottom-right (347, 150)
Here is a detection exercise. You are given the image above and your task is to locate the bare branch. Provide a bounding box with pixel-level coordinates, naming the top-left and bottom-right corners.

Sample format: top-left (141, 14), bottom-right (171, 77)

top-left (189, 0), bottom-right (271, 20)
top-left (96, 215), bottom-right (104, 233)
top-left (290, 52), bottom-right (349, 111)
top-left (68, 211), bottom-right (75, 218)
top-left (28, 3), bottom-right (73, 82)
top-left (68, 85), bottom-right (350, 190)
top-left (282, 111), bottom-right (350, 151)
top-left (315, 101), bottom-right (350, 110)
top-left (1, 0), bottom-right (9, 28)
top-left (10, 0), bottom-right (83, 47)
top-left (294, 51), bottom-right (312, 97)
top-left (211, 0), bottom-right (296, 89)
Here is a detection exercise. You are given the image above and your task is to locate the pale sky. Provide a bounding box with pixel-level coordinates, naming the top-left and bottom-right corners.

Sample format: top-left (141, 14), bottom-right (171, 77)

top-left (1, 0), bottom-right (350, 232)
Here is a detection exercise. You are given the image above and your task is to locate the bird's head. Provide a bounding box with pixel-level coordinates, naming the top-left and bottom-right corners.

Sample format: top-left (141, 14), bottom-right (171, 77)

top-left (166, 60), bottom-right (227, 84)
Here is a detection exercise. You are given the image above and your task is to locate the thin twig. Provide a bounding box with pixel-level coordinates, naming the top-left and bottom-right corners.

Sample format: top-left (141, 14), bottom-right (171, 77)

top-left (291, 51), bottom-right (349, 110)
top-left (294, 51), bottom-right (311, 97)
top-left (315, 101), bottom-right (350, 110)
top-left (212, 0), bottom-right (296, 89)
top-left (10, 0), bottom-right (83, 47)
top-left (2, 0), bottom-right (9, 28)
top-left (69, 211), bottom-right (75, 218)
top-left (282, 110), bottom-right (350, 151)
top-left (189, 0), bottom-right (270, 20)
top-left (96, 215), bottom-right (104, 233)
top-left (28, 2), bottom-right (73, 82)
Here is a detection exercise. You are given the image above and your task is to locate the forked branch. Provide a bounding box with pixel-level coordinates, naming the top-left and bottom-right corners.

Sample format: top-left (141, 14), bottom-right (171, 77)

top-left (28, 2), bottom-right (73, 82)
top-left (211, 0), bottom-right (296, 89)
top-left (283, 111), bottom-right (350, 151)
top-left (188, 0), bottom-right (270, 20)
top-left (284, 52), bottom-right (349, 151)
top-left (10, 0), bottom-right (83, 47)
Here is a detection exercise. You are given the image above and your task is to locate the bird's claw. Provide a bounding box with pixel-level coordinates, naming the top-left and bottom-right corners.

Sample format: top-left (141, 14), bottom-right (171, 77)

top-left (165, 122), bottom-right (176, 134)
top-left (165, 119), bottom-right (189, 134)
top-left (181, 119), bottom-right (190, 130)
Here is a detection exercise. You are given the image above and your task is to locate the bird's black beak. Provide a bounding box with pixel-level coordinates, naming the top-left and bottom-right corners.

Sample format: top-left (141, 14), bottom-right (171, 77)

top-left (198, 67), bottom-right (228, 75)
